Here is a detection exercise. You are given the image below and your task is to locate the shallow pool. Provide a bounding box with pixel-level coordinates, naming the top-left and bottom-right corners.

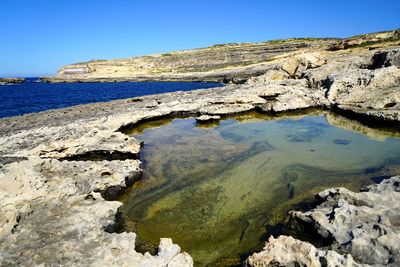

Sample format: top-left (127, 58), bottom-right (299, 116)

top-left (119, 111), bottom-right (400, 266)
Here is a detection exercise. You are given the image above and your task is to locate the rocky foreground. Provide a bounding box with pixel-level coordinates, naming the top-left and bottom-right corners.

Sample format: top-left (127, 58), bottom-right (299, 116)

top-left (1, 31), bottom-right (400, 266)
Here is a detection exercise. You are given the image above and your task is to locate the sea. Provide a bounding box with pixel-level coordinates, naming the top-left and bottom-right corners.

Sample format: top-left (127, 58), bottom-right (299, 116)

top-left (0, 78), bottom-right (223, 118)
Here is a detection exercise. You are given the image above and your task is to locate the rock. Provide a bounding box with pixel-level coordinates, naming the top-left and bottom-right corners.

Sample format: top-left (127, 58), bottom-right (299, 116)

top-left (196, 115), bottom-right (221, 123)
top-left (247, 235), bottom-right (360, 267)
top-left (303, 54), bottom-right (367, 90)
top-left (250, 79), bottom-right (328, 113)
top-left (33, 130), bottom-right (142, 160)
top-left (326, 65), bottom-right (400, 122)
top-left (364, 48), bottom-right (400, 69)
top-left (158, 238), bottom-right (182, 265)
top-left (290, 176), bottom-right (400, 265)
top-left (0, 78), bottom-right (25, 85)
top-left (249, 176), bottom-right (400, 266)
top-left (281, 57), bottom-right (308, 78)
top-left (246, 69), bottom-right (289, 84)
top-left (327, 29), bottom-right (400, 51)
top-left (168, 252), bottom-right (194, 267)
top-left (280, 52), bottom-right (326, 78)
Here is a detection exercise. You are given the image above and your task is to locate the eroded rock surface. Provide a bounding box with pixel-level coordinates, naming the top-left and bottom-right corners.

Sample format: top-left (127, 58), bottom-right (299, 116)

top-left (248, 176), bottom-right (400, 266)
top-left (247, 235), bottom-right (360, 267)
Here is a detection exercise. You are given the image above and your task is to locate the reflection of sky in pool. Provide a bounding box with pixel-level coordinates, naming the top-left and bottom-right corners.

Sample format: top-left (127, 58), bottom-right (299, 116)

top-left (120, 112), bottom-right (400, 266)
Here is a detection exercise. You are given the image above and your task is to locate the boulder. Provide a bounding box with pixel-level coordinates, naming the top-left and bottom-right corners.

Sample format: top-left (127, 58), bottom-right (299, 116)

top-left (247, 236), bottom-right (360, 267)
top-left (281, 53), bottom-right (326, 78)
top-left (365, 48), bottom-right (400, 69)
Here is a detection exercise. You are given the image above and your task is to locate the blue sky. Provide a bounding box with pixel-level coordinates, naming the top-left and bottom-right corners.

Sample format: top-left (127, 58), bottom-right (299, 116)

top-left (1, 0), bottom-right (399, 77)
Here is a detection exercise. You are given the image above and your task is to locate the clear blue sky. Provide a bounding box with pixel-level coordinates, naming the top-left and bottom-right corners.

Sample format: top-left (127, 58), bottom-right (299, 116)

top-left (1, 0), bottom-right (399, 77)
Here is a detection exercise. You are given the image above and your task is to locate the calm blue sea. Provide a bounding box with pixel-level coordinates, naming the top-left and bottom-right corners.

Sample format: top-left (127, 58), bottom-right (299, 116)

top-left (0, 78), bottom-right (223, 118)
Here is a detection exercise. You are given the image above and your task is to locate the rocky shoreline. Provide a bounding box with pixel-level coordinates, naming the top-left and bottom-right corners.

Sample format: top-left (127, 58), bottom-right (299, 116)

top-left (0, 78), bottom-right (25, 85)
top-left (1, 33), bottom-right (400, 265)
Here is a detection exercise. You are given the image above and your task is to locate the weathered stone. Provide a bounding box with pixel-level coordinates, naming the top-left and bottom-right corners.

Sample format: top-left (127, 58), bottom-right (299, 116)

top-left (247, 235), bottom-right (360, 267)
top-left (326, 65), bottom-right (400, 122)
top-left (365, 49), bottom-right (400, 69)
top-left (291, 176), bottom-right (400, 265)
top-left (196, 115), bottom-right (221, 123)
top-left (280, 52), bottom-right (326, 78)
top-left (246, 69), bottom-right (289, 83)
top-left (249, 176), bottom-right (400, 266)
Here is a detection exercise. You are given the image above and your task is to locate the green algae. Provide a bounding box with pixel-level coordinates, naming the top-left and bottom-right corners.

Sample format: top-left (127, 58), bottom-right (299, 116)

top-left (119, 112), bottom-right (400, 266)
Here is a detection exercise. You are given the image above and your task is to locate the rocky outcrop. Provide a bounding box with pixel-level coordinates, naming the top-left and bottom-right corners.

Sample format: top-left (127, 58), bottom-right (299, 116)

top-left (247, 176), bottom-right (400, 266)
top-left (327, 65), bottom-right (400, 122)
top-left (327, 29), bottom-right (400, 51)
top-left (0, 78), bottom-right (25, 85)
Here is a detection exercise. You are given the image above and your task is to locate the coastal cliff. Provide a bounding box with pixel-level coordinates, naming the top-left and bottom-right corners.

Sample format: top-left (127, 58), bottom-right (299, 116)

top-left (44, 30), bottom-right (400, 84)
top-left (1, 29), bottom-right (400, 266)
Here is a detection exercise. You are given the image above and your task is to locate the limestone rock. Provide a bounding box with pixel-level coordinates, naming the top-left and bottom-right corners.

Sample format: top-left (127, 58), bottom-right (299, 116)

top-left (248, 176), bottom-right (400, 266)
top-left (281, 57), bottom-right (308, 78)
top-left (281, 52), bottom-right (326, 78)
top-left (365, 48), bottom-right (400, 69)
top-left (303, 54), bottom-right (368, 90)
top-left (291, 176), bottom-right (400, 265)
top-left (247, 235), bottom-right (360, 267)
top-left (251, 79), bottom-right (328, 113)
top-left (326, 65), bottom-right (400, 122)
top-left (245, 69), bottom-right (289, 84)
top-left (168, 252), bottom-right (194, 267)
top-left (196, 115), bottom-right (221, 123)
top-left (327, 29), bottom-right (400, 51)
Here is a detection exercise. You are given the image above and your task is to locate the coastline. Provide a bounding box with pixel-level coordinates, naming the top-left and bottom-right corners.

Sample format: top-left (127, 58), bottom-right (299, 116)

top-left (1, 38), bottom-right (400, 265)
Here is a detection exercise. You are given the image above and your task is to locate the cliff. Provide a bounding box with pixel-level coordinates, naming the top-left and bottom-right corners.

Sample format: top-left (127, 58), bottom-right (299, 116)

top-left (45, 29), bottom-right (400, 84)
top-left (48, 39), bottom-right (338, 83)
